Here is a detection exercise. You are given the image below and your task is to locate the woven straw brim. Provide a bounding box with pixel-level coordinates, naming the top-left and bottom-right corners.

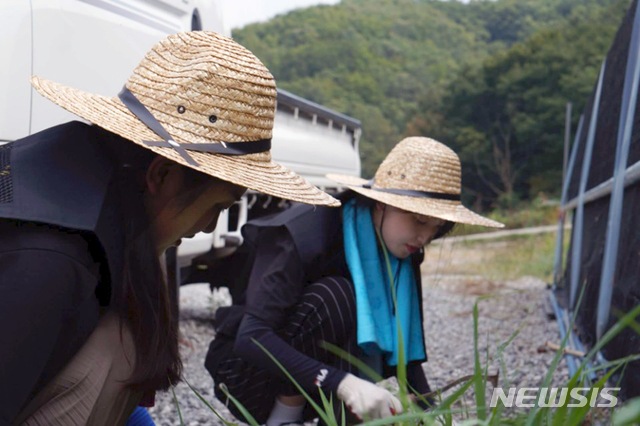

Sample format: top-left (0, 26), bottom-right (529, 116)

top-left (31, 76), bottom-right (340, 207)
top-left (327, 174), bottom-right (504, 228)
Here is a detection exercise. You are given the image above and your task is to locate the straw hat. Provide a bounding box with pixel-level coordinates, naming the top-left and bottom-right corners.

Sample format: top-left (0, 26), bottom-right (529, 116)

top-left (30, 31), bottom-right (339, 207)
top-left (327, 137), bottom-right (503, 227)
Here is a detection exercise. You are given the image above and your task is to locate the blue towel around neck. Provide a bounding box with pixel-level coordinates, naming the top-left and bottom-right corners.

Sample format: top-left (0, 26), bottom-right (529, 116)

top-left (342, 198), bottom-right (426, 366)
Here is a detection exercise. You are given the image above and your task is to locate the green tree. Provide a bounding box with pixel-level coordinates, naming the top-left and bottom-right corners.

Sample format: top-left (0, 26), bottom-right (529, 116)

top-left (408, 0), bottom-right (630, 208)
top-left (233, 0), bottom-right (631, 203)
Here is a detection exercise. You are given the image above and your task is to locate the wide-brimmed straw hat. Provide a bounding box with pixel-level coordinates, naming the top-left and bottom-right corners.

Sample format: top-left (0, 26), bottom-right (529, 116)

top-left (327, 137), bottom-right (503, 227)
top-left (31, 31), bottom-right (339, 207)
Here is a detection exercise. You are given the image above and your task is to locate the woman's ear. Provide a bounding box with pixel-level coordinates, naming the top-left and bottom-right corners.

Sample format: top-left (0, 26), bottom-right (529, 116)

top-left (145, 155), bottom-right (184, 199)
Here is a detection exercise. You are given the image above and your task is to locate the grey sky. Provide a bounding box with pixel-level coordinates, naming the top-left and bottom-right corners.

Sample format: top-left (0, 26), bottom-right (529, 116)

top-left (221, 0), bottom-right (341, 31)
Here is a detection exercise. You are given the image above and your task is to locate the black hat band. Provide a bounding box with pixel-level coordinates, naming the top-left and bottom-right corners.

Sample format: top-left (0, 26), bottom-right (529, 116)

top-left (118, 86), bottom-right (271, 167)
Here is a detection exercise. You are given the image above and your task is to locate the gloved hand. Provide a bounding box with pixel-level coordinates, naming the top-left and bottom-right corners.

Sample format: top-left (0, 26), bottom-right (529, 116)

top-left (336, 373), bottom-right (403, 420)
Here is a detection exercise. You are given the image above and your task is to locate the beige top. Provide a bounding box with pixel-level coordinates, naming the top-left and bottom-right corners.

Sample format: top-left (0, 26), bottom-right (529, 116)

top-left (15, 312), bottom-right (143, 426)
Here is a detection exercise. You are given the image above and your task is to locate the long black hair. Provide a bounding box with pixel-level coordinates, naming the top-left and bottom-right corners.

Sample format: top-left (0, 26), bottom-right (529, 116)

top-left (105, 132), bottom-right (215, 392)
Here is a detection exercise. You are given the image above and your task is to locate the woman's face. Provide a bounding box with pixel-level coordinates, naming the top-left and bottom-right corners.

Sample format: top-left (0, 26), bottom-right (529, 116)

top-left (144, 157), bottom-right (246, 254)
top-left (372, 203), bottom-right (446, 259)
top-left (160, 180), bottom-right (246, 253)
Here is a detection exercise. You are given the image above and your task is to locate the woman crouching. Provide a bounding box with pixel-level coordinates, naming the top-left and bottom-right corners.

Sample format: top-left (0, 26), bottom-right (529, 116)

top-left (206, 137), bottom-right (503, 424)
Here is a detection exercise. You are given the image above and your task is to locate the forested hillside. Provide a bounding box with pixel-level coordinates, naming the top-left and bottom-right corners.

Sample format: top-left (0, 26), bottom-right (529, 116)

top-left (234, 0), bottom-right (632, 209)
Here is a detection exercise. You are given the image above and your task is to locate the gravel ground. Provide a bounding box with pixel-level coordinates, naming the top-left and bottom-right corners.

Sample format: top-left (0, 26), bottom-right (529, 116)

top-left (149, 272), bottom-right (570, 425)
top-left (421, 274), bottom-right (569, 415)
top-left (149, 285), bottom-right (234, 425)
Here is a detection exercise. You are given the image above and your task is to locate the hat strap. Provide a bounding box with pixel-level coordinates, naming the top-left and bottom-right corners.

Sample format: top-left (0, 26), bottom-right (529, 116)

top-left (362, 179), bottom-right (461, 201)
top-left (118, 87), bottom-right (271, 167)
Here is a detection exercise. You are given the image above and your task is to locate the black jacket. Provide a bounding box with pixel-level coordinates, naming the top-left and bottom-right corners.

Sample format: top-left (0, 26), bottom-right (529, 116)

top-left (213, 193), bottom-right (426, 339)
top-left (0, 122), bottom-right (125, 423)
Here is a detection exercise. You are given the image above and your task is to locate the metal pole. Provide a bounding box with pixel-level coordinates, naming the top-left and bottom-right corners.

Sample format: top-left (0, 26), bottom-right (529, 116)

top-left (563, 159), bottom-right (640, 210)
top-left (596, 0), bottom-right (640, 341)
top-left (563, 102), bottom-right (572, 180)
top-left (561, 114), bottom-right (584, 206)
top-left (553, 114), bottom-right (584, 286)
top-left (570, 59), bottom-right (607, 310)
top-left (549, 291), bottom-right (578, 376)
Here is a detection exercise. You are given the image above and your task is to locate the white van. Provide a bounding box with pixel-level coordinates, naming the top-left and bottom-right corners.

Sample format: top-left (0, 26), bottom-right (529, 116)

top-left (0, 0), bottom-right (361, 279)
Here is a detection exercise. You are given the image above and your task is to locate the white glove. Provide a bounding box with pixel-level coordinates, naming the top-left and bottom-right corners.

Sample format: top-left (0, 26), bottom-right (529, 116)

top-left (336, 373), bottom-right (403, 420)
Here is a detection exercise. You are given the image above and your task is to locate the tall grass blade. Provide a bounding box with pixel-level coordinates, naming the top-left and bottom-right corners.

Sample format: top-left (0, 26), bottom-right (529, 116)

top-left (251, 338), bottom-right (335, 426)
top-left (170, 386), bottom-right (185, 426)
top-left (550, 364), bottom-right (587, 426)
top-left (318, 387), bottom-right (338, 426)
top-left (580, 304), bottom-right (640, 365)
top-left (431, 377), bottom-right (474, 415)
top-left (318, 341), bottom-right (384, 383)
top-left (610, 363), bottom-right (628, 420)
top-left (565, 367), bottom-right (618, 425)
top-left (473, 301), bottom-right (486, 420)
top-left (488, 328), bottom-right (520, 425)
top-left (612, 396), bottom-right (640, 425)
top-left (526, 285), bottom-right (588, 426)
top-left (355, 411), bottom-right (446, 426)
top-left (218, 383), bottom-right (260, 426)
top-left (583, 354), bottom-right (640, 376)
top-left (184, 379), bottom-right (238, 426)
top-left (375, 225), bottom-right (409, 408)
top-left (613, 309), bottom-right (640, 335)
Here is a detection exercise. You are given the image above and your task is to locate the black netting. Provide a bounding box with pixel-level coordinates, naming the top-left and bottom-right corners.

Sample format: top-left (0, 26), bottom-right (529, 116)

top-left (0, 143), bottom-right (12, 204)
top-left (556, 195), bottom-right (608, 317)
top-left (602, 183), bottom-right (640, 398)
top-left (566, 1), bottom-right (636, 201)
top-left (558, 0), bottom-right (640, 399)
top-left (559, 190), bottom-right (640, 400)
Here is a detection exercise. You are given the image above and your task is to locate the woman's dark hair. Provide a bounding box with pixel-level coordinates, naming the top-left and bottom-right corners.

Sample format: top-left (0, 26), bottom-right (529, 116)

top-left (433, 220), bottom-right (455, 240)
top-left (105, 132), bottom-right (215, 392)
